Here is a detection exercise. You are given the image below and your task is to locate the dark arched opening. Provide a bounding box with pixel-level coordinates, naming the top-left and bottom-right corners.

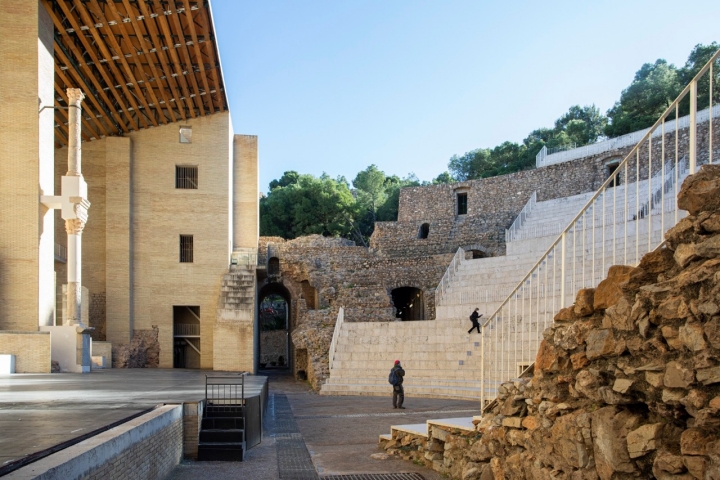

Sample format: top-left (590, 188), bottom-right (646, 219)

top-left (418, 223), bottom-right (430, 239)
top-left (258, 283), bottom-right (291, 370)
top-left (391, 287), bottom-right (424, 321)
top-left (268, 257), bottom-right (280, 277)
top-left (467, 249), bottom-right (486, 259)
top-left (300, 280), bottom-right (317, 309)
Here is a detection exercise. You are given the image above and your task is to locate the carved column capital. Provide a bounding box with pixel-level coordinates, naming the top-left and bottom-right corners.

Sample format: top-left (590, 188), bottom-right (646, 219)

top-left (65, 218), bottom-right (86, 235)
top-left (66, 88), bottom-right (85, 106)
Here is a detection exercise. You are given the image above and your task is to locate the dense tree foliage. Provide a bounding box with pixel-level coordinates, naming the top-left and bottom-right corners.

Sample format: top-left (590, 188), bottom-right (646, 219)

top-left (260, 43), bottom-right (719, 241)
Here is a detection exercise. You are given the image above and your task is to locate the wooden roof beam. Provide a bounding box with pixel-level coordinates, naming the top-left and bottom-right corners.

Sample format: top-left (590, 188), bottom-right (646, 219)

top-left (136, 0), bottom-right (189, 120)
top-left (86, 0), bottom-right (160, 127)
top-left (198, 7), bottom-right (226, 111)
top-left (50, 0), bottom-right (136, 131)
top-left (53, 54), bottom-right (118, 138)
top-left (69, 0), bottom-right (149, 129)
top-left (119, 0), bottom-right (178, 123)
top-left (182, 0), bottom-right (214, 115)
top-left (167, 1), bottom-right (205, 116)
top-left (150, 0), bottom-right (196, 118)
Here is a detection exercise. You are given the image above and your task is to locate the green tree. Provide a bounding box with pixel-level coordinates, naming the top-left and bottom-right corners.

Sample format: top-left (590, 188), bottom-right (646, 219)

top-left (554, 105), bottom-right (607, 146)
top-left (605, 59), bottom-right (682, 137)
top-left (260, 173), bottom-right (359, 240)
top-left (432, 171), bottom-right (455, 184)
top-left (352, 164), bottom-right (387, 224)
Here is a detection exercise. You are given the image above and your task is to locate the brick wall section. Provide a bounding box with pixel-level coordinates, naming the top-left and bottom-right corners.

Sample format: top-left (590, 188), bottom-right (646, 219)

top-left (182, 402), bottom-right (202, 459)
top-left (0, 0), bottom-right (55, 332)
top-left (6, 405), bottom-right (183, 480)
top-left (84, 417), bottom-right (182, 480)
top-left (0, 332), bottom-right (51, 373)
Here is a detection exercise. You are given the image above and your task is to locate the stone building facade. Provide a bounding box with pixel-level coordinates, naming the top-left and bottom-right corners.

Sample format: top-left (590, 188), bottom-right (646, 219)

top-left (0, 0), bottom-right (259, 373)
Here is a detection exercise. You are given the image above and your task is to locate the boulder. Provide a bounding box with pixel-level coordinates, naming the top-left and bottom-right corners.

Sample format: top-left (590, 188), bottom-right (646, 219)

top-left (663, 361), bottom-right (695, 389)
top-left (626, 423), bottom-right (663, 458)
top-left (696, 366), bottom-right (720, 385)
top-left (680, 428), bottom-right (716, 456)
top-left (585, 329), bottom-right (615, 360)
top-left (705, 317), bottom-right (720, 349)
top-left (594, 266), bottom-right (634, 311)
top-left (574, 288), bottom-right (595, 317)
top-left (676, 164), bottom-right (720, 215)
top-left (679, 321), bottom-right (707, 352)
top-left (591, 406), bottom-right (641, 480)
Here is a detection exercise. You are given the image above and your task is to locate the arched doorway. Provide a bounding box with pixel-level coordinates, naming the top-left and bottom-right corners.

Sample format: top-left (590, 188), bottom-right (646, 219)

top-left (258, 283), bottom-right (291, 370)
top-left (391, 287), bottom-right (424, 320)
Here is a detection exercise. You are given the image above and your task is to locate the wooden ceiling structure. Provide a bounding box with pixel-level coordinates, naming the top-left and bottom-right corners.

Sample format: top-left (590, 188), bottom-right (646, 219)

top-left (43, 0), bottom-right (228, 147)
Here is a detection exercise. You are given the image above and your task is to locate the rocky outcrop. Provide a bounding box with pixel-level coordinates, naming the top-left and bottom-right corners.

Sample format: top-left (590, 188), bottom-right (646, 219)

top-left (381, 164), bottom-right (720, 479)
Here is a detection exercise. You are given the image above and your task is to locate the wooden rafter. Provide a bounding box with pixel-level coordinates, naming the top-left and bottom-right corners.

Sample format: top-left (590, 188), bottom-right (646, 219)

top-left (120, 0), bottom-right (178, 123)
top-left (183, 0), bottom-right (214, 115)
top-left (134, 0), bottom-right (188, 121)
top-left (69, 0), bottom-right (149, 129)
top-left (43, 0), bottom-right (228, 147)
top-left (150, 0), bottom-right (196, 118)
top-left (85, 0), bottom-right (160, 127)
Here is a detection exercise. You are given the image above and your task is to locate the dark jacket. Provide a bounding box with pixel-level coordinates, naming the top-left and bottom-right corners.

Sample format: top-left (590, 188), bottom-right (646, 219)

top-left (470, 311), bottom-right (480, 323)
top-left (392, 365), bottom-right (405, 385)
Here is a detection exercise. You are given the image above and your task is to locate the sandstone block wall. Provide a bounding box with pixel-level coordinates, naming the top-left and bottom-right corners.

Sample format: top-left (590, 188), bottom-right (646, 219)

top-left (0, 0), bottom-right (56, 332)
top-left (54, 113), bottom-right (233, 369)
top-left (0, 332), bottom-right (51, 373)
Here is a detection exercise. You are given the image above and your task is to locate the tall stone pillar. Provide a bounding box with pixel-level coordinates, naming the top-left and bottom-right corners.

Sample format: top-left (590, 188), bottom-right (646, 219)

top-left (63, 89), bottom-right (90, 326)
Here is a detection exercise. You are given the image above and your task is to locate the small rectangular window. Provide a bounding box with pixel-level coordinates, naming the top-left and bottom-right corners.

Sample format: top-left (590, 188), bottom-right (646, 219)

top-left (179, 126), bottom-right (192, 143)
top-left (180, 235), bottom-right (194, 263)
top-left (457, 193), bottom-right (468, 215)
top-left (176, 166), bottom-right (198, 189)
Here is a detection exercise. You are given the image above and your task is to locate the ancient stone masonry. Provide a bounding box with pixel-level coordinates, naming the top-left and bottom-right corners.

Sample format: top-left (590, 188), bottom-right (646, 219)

top-left (376, 117), bottom-right (720, 258)
top-left (258, 235), bottom-right (452, 388)
top-left (380, 164), bottom-right (720, 479)
top-left (112, 326), bottom-right (160, 369)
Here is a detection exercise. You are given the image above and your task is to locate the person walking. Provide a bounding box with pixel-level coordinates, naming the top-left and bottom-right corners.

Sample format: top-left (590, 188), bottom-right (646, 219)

top-left (389, 360), bottom-right (405, 409)
top-left (468, 308), bottom-right (482, 334)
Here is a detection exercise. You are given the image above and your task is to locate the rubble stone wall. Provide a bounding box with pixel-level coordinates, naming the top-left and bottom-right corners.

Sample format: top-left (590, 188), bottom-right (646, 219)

top-left (381, 164), bottom-right (720, 480)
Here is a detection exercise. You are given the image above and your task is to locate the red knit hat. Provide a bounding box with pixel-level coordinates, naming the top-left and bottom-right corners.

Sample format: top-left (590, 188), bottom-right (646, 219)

top-left (394, 360), bottom-right (400, 364)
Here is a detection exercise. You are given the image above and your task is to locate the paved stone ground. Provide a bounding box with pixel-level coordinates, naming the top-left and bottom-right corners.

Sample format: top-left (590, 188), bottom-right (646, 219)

top-left (170, 369), bottom-right (480, 479)
top-left (0, 369), bottom-right (265, 468)
top-left (0, 369), bottom-right (481, 478)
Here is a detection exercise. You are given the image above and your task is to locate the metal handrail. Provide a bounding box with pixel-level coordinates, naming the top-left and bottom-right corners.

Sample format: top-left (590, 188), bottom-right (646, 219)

top-left (328, 307), bottom-right (344, 371)
top-left (434, 247), bottom-right (465, 307)
top-left (205, 372), bottom-right (249, 409)
top-left (481, 48), bottom-right (719, 409)
top-left (505, 191), bottom-right (537, 243)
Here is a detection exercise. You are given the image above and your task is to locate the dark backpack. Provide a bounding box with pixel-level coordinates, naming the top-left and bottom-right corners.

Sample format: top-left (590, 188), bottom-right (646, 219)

top-left (388, 368), bottom-right (400, 386)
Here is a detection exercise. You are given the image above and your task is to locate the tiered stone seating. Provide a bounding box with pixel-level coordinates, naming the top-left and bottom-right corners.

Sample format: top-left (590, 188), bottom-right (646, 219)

top-left (321, 163), bottom-right (689, 399)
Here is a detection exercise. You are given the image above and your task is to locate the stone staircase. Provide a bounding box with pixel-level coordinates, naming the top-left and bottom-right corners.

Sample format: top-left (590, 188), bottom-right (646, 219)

top-left (321, 161), bottom-right (690, 399)
top-left (198, 405), bottom-right (246, 461)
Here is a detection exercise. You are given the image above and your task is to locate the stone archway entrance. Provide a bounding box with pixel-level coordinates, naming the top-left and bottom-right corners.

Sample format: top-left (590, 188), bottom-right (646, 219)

top-left (257, 283), bottom-right (291, 370)
top-left (391, 286), bottom-right (425, 320)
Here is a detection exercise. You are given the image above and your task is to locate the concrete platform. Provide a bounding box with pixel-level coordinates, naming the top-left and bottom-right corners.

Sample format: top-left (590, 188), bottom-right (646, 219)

top-left (0, 369), bottom-right (266, 469)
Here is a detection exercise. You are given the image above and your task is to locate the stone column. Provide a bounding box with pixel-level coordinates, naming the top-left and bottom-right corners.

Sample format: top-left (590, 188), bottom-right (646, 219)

top-left (64, 88), bottom-right (89, 326)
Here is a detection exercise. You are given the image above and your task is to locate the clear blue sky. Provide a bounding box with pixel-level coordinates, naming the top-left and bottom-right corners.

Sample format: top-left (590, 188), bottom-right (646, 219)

top-left (212, 1), bottom-right (719, 193)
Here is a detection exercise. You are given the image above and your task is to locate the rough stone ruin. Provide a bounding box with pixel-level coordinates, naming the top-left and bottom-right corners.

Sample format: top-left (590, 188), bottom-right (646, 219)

top-left (379, 165), bottom-right (720, 479)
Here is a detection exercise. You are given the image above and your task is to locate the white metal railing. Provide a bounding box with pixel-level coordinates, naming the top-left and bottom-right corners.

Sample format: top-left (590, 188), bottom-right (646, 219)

top-left (505, 191), bottom-right (537, 242)
top-left (328, 307), bottom-right (344, 371)
top-left (174, 323), bottom-right (200, 337)
top-left (536, 104), bottom-right (720, 168)
top-left (54, 243), bottom-right (67, 263)
top-left (435, 247), bottom-right (466, 307)
top-left (482, 48), bottom-right (719, 409)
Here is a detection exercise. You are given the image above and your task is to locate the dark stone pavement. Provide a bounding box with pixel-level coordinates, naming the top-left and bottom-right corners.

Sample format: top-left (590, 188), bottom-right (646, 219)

top-left (0, 368), bottom-right (481, 478)
top-left (170, 369), bottom-right (481, 479)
